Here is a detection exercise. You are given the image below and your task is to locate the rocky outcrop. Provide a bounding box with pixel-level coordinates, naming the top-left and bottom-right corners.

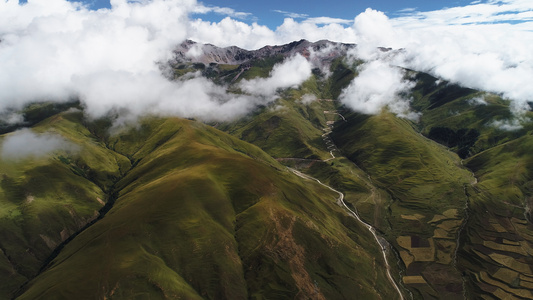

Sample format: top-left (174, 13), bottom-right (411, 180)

top-left (171, 39), bottom-right (356, 66)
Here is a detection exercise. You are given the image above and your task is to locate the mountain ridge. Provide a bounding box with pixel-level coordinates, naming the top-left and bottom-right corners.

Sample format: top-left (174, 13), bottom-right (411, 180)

top-left (171, 39), bottom-right (357, 66)
top-left (0, 39), bottom-right (532, 299)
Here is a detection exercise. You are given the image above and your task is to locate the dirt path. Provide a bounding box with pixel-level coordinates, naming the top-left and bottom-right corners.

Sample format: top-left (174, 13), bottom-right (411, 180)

top-left (321, 110), bottom-right (346, 161)
top-left (322, 127), bottom-right (337, 161)
top-left (289, 168), bottom-right (405, 300)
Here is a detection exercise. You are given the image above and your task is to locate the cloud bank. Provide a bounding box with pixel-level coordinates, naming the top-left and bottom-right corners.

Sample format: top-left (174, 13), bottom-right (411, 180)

top-left (0, 0), bottom-right (531, 123)
top-left (339, 60), bottom-right (418, 120)
top-left (1, 128), bottom-right (77, 160)
top-left (239, 54), bottom-right (312, 97)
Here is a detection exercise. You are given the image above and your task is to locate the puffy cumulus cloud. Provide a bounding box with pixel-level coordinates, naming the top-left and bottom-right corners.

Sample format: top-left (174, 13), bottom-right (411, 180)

top-left (1, 0), bottom-right (324, 124)
top-left (1, 128), bottom-right (77, 160)
top-left (339, 60), bottom-right (418, 120)
top-left (391, 25), bottom-right (533, 109)
top-left (191, 4), bottom-right (251, 19)
top-left (0, 0), bottom-right (192, 114)
top-left (188, 17), bottom-right (278, 49)
top-left (239, 54), bottom-right (313, 97)
top-left (147, 76), bottom-right (260, 122)
top-left (73, 71), bottom-right (259, 122)
top-left (348, 2), bottom-right (533, 115)
top-left (0, 0), bottom-right (286, 123)
top-left (274, 18), bottom-right (356, 48)
top-left (353, 8), bottom-right (402, 57)
top-left (188, 17), bottom-right (358, 49)
top-left (1, 0), bottom-right (532, 124)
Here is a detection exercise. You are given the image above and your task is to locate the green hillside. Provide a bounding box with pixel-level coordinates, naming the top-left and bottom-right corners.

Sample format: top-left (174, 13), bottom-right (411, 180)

top-left (331, 112), bottom-right (473, 299)
top-left (5, 111), bottom-right (397, 299)
top-left (1, 42), bottom-right (532, 300)
top-left (459, 135), bottom-right (533, 299)
top-left (0, 110), bottom-right (129, 297)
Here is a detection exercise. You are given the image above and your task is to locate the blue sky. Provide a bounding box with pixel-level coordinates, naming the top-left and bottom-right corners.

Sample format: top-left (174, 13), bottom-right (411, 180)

top-left (196, 0), bottom-right (473, 28)
top-left (75, 0), bottom-right (476, 28)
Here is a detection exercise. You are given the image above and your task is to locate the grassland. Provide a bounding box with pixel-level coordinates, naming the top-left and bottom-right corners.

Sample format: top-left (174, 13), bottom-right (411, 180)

top-left (0, 109), bottom-right (130, 297)
top-left (9, 114), bottom-right (397, 299)
top-left (2, 50), bottom-right (533, 299)
top-left (457, 135), bottom-right (533, 299)
top-left (331, 112), bottom-right (473, 299)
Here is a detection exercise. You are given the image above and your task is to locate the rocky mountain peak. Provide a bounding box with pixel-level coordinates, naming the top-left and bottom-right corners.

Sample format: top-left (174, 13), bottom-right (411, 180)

top-left (171, 39), bottom-right (356, 66)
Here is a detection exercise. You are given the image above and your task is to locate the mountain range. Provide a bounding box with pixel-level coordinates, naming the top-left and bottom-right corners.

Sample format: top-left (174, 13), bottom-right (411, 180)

top-left (0, 39), bottom-right (532, 299)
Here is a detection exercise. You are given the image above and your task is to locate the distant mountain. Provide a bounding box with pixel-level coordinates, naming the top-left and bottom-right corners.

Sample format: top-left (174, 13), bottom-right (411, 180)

top-left (171, 39), bottom-right (356, 66)
top-left (1, 40), bottom-right (532, 300)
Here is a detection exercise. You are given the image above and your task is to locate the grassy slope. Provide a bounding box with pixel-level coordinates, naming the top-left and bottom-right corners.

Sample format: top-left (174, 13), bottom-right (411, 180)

top-left (219, 97), bottom-right (331, 160)
top-left (17, 117), bottom-right (397, 299)
top-left (410, 71), bottom-right (533, 158)
top-left (410, 71), bottom-right (533, 298)
top-left (0, 110), bottom-right (129, 297)
top-left (218, 58), bottom-right (356, 160)
top-left (332, 112), bottom-right (473, 299)
top-left (5, 51), bottom-right (533, 300)
top-left (459, 135), bottom-right (533, 299)
top-left (218, 69), bottom-right (381, 238)
top-left (219, 60), bottom-right (489, 299)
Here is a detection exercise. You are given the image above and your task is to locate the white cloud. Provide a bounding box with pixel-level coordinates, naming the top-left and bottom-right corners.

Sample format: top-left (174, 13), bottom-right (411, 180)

top-left (0, 0), bottom-right (269, 123)
top-left (185, 42), bottom-right (203, 58)
top-left (188, 17), bottom-right (278, 49)
top-left (303, 17), bottom-right (353, 25)
top-left (490, 118), bottom-right (526, 131)
top-left (239, 54), bottom-right (312, 97)
top-left (468, 96), bottom-right (488, 106)
top-left (187, 16), bottom-right (358, 49)
top-left (300, 94), bottom-right (317, 105)
top-left (397, 8), bottom-right (417, 13)
top-left (1, 112), bottom-right (25, 125)
top-left (347, 3), bottom-right (533, 116)
top-left (273, 10), bottom-right (308, 19)
top-left (1, 128), bottom-right (77, 160)
top-left (192, 4), bottom-right (251, 19)
top-left (0, 0), bottom-right (192, 113)
top-left (353, 8), bottom-right (401, 50)
top-left (392, 0), bottom-right (533, 27)
top-left (339, 60), bottom-right (417, 120)
top-left (0, 0), bottom-right (532, 125)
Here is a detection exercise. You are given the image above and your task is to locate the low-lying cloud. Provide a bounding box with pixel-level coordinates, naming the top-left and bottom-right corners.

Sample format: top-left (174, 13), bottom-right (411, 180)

top-left (468, 96), bottom-right (488, 106)
top-left (1, 128), bottom-right (77, 160)
top-left (339, 60), bottom-right (418, 120)
top-left (0, 0), bottom-right (531, 123)
top-left (490, 118), bottom-right (527, 132)
top-left (239, 54), bottom-right (312, 97)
